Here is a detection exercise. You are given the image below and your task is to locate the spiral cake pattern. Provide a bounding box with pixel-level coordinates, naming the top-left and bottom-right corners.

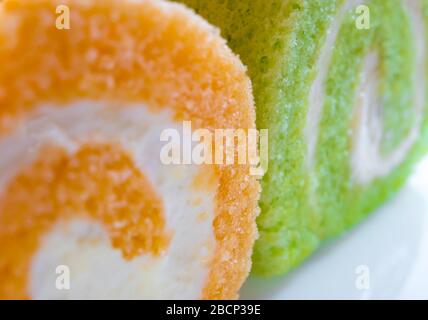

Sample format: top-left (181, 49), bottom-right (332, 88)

top-left (179, 0), bottom-right (428, 276)
top-left (0, 0), bottom-right (259, 299)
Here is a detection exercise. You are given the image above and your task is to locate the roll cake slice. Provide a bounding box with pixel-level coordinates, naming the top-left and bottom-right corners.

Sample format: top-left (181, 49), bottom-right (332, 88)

top-left (0, 0), bottom-right (259, 299)
top-left (178, 0), bottom-right (428, 276)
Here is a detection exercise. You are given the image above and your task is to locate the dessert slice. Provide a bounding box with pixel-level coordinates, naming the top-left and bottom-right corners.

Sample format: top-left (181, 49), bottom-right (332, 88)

top-left (0, 0), bottom-right (259, 299)
top-left (179, 0), bottom-right (428, 276)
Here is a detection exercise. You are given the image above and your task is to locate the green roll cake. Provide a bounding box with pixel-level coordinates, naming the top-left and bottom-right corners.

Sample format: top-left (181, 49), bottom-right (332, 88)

top-left (177, 0), bottom-right (428, 276)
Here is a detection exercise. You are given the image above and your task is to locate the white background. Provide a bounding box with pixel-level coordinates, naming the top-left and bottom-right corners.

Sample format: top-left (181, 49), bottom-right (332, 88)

top-left (241, 156), bottom-right (428, 300)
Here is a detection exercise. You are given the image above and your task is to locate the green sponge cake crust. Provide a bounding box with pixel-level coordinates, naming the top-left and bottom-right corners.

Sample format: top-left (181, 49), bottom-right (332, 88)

top-left (318, 0), bottom-right (413, 236)
top-left (179, 0), bottom-right (428, 276)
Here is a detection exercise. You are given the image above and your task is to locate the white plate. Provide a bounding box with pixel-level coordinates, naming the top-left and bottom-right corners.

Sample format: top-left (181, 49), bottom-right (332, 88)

top-left (241, 156), bottom-right (428, 300)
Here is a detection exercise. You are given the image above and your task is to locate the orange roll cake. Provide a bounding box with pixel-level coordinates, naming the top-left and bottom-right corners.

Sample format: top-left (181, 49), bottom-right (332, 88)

top-left (0, 0), bottom-right (259, 299)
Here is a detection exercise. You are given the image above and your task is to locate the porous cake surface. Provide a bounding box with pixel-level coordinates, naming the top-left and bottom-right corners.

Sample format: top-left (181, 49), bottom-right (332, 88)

top-left (0, 0), bottom-right (259, 299)
top-left (179, 0), bottom-right (428, 276)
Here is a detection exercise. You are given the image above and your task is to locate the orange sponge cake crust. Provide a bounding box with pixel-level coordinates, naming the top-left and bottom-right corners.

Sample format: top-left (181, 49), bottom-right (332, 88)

top-left (0, 0), bottom-right (259, 299)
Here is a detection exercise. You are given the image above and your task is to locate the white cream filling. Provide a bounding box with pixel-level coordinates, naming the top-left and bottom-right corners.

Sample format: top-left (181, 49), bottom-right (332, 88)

top-left (0, 101), bottom-right (217, 299)
top-left (351, 0), bottom-right (425, 184)
top-left (306, 0), bottom-right (425, 185)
